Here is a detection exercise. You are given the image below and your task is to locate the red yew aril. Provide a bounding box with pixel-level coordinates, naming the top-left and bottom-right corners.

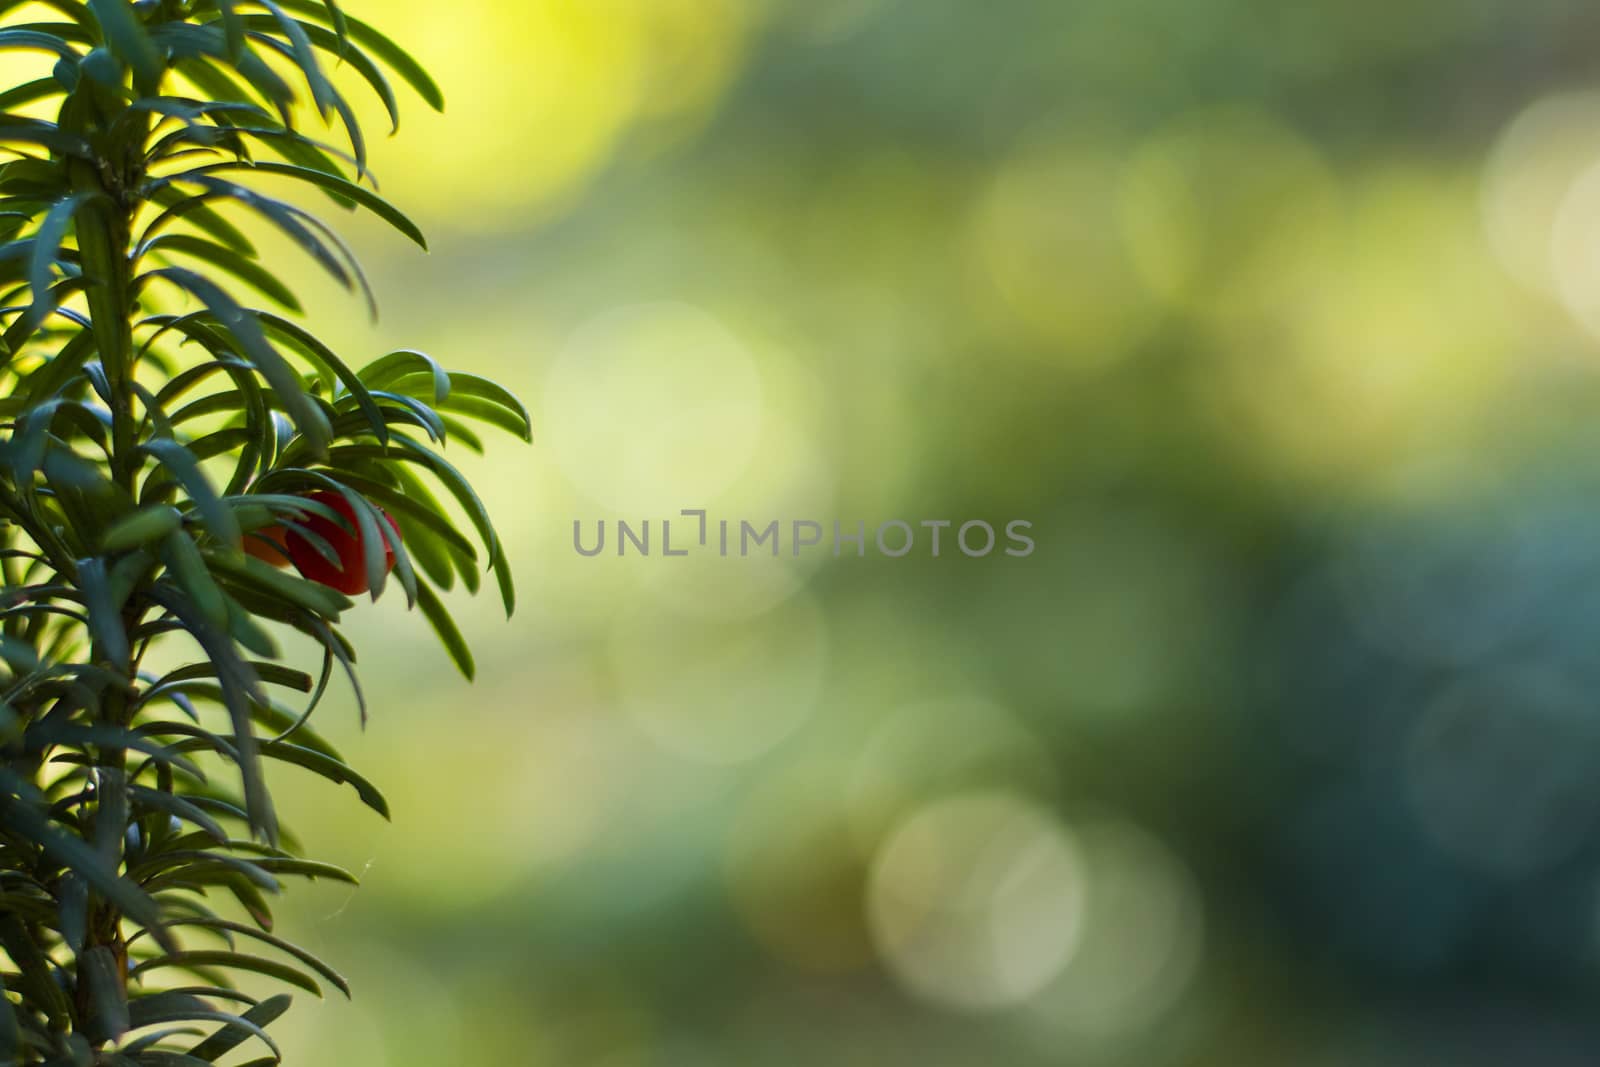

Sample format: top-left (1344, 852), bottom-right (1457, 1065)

top-left (283, 490), bottom-right (402, 596)
top-left (243, 523), bottom-right (292, 568)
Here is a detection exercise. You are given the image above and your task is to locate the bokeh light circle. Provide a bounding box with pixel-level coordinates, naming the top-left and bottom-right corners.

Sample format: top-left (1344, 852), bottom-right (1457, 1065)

top-left (971, 140), bottom-right (1156, 370)
top-left (1024, 818), bottom-right (1205, 1039)
top-left (1118, 107), bottom-right (1339, 320)
top-left (847, 696), bottom-right (1058, 855)
top-left (1550, 159), bottom-right (1600, 341)
top-left (867, 792), bottom-right (1086, 1012)
top-left (1482, 91), bottom-right (1600, 297)
top-left (544, 301), bottom-right (763, 514)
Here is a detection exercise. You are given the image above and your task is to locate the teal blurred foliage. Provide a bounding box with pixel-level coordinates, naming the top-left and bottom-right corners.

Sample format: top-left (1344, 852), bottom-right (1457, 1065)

top-left (234, 0), bottom-right (1600, 1063)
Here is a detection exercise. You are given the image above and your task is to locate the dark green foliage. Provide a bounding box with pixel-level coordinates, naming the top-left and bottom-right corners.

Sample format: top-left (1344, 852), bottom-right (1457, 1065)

top-left (0, 2), bottom-right (526, 1062)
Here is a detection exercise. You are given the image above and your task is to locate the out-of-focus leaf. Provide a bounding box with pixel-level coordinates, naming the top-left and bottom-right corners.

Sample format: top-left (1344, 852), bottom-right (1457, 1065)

top-left (142, 183), bottom-right (255, 255)
top-left (128, 993), bottom-right (285, 1061)
top-left (249, 14), bottom-right (396, 131)
top-left (145, 586), bottom-right (276, 844)
top-left (0, 975), bottom-right (17, 1065)
top-left (0, 120), bottom-right (88, 158)
top-left (160, 529), bottom-right (227, 628)
top-left (87, 0), bottom-right (162, 94)
top-left (132, 952), bottom-right (321, 996)
top-left (129, 786), bottom-right (226, 843)
top-left (0, 785), bottom-right (166, 935)
top-left (149, 660), bottom-right (313, 695)
top-left (140, 438), bottom-right (240, 549)
top-left (256, 312), bottom-right (386, 442)
top-left (358, 348), bottom-right (449, 402)
top-left (204, 548), bottom-right (351, 618)
top-left (27, 192), bottom-right (89, 329)
top-left (328, 439), bottom-right (514, 615)
top-left (59, 871), bottom-right (87, 954)
top-left (214, 0), bottom-right (246, 56)
top-left (27, 722), bottom-right (204, 779)
top-left (224, 594), bottom-right (278, 658)
top-left (316, 471), bottom-right (478, 563)
top-left (0, 75), bottom-right (61, 112)
top-left (0, 914), bottom-right (68, 1030)
top-left (165, 918), bottom-right (350, 996)
top-left (258, 740), bottom-right (388, 818)
top-left (81, 944), bottom-right (129, 1044)
top-left (182, 161), bottom-right (426, 247)
top-left (101, 505), bottom-right (182, 552)
top-left (146, 268), bottom-right (331, 454)
top-left (414, 579), bottom-right (473, 680)
top-left (141, 234), bottom-right (301, 312)
top-left (392, 371), bottom-right (531, 441)
top-left (274, 0), bottom-right (443, 109)
top-left (0, 29), bottom-right (80, 63)
top-left (76, 555), bottom-right (129, 669)
top-left (185, 993), bottom-right (290, 1062)
top-left (151, 24), bottom-right (293, 108)
top-left (143, 177), bottom-right (352, 292)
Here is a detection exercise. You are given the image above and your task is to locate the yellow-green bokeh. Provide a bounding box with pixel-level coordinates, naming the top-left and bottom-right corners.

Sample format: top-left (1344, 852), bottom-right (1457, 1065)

top-left (41, 0), bottom-right (1600, 1062)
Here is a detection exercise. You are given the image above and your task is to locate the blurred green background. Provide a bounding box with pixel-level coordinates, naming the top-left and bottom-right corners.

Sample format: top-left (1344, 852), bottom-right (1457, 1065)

top-left (124, 0), bottom-right (1600, 1062)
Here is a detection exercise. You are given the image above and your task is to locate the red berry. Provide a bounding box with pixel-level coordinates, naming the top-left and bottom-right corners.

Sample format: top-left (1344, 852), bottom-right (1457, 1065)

top-left (243, 523), bottom-right (292, 568)
top-left (284, 490), bottom-right (401, 596)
